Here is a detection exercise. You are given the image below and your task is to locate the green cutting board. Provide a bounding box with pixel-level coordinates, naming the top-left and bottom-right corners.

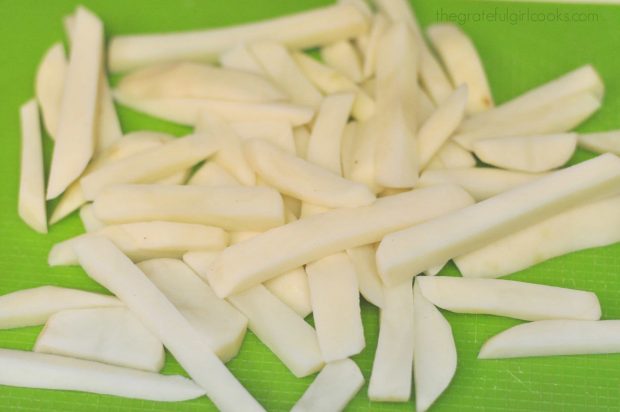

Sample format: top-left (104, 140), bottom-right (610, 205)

top-left (1, 0), bottom-right (619, 410)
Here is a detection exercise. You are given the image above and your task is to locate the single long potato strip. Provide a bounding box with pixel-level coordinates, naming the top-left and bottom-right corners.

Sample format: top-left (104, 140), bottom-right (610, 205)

top-left (0, 348), bottom-right (206, 402)
top-left (368, 281), bottom-right (414, 402)
top-left (81, 133), bottom-right (218, 200)
top-left (291, 359), bottom-right (364, 412)
top-left (18, 100), bottom-right (47, 233)
top-left (377, 154), bottom-right (620, 285)
top-left (35, 43), bottom-right (66, 140)
top-left (0, 286), bottom-right (121, 329)
top-left (219, 43), bottom-right (264, 74)
top-left (74, 237), bottom-right (264, 411)
top-left (93, 184), bottom-right (284, 231)
top-left (206, 185), bottom-right (473, 298)
top-left (80, 203), bottom-right (105, 232)
top-left (426, 141), bottom-right (476, 170)
top-left (138, 259), bottom-right (247, 362)
top-left (455, 196), bottom-right (620, 278)
top-left (264, 268), bottom-right (312, 318)
top-left (228, 285), bottom-right (324, 378)
top-left (417, 277), bottom-right (601, 321)
top-left (108, 3), bottom-right (368, 72)
top-left (47, 7), bottom-right (103, 199)
top-left (189, 162), bottom-right (240, 186)
top-left (479, 320), bottom-right (620, 359)
top-left (413, 283), bottom-right (457, 412)
top-left (321, 40), bottom-right (363, 83)
top-left (244, 139), bottom-right (376, 208)
top-left (232, 120), bottom-right (297, 154)
top-left (34, 307), bottom-right (164, 372)
top-left (347, 245), bottom-right (384, 308)
top-left (579, 130), bottom-right (620, 155)
top-left (361, 14), bottom-right (388, 79)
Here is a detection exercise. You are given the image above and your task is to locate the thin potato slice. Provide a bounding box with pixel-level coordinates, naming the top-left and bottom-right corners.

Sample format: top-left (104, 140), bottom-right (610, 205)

top-left (579, 130), bottom-right (620, 155)
top-left (346, 245), bottom-right (384, 308)
top-left (35, 43), bottom-right (66, 140)
top-left (321, 40), bottom-right (363, 83)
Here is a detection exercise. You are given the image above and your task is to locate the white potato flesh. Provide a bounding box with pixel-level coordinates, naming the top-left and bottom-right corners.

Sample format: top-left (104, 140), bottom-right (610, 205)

top-left (47, 7), bottom-right (103, 199)
top-left (426, 141), bottom-right (476, 170)
top-left (377, 154), bottom-right (620, 285)
top-left (80, 203), bottom-right (105, 232)
top-left (113, 91), bottom-right (315, 127)
top-left (453, 92), bottom-right (601, 150)
top-left (18, 100), bottom-right (47, 233)
top-left (579, 130), bottom-right (620, 155)
top-left (138, 259), bottom-right (247, 362)
top-left (108, 3), bottom-right (368, 72)
top-left (117, 62), bottom-right (284, 102)
top-left (413, 283), bottom-right (457, 412)
top-left (0, 348), bottom-right (205, 402)
top-left (346, 245), bottom-right (384, 308)
top-left (455, 196), bottom-right (620, 278)
top-left (427, 23), bottom-right (493, 113)
top-left (368, 281), bottom-right (414, 402)
top-left (93, 184), bottom-right (284, 231)
top-left (232, 120), bottom-right (296, 154)
top-left (418, 85), bottom-right (468, 168)
top-left (425, 263), bottom-right (446, 276)
top-left (293, 52), bottom-right (375, 121)
top-left (321, 40), bottom-right (363, 83)
top-left (189, 162), bottom-right (240, 186)
top-left (417, 89), bottom-right (437, 125)
top-left (250, 42), bottom-right (322, 107)
top-left (340, 121), bottom-right (358, 180)
top-left (35, 43), bottom-right (66, 140)
top-left (81, 133), bottom-right (219, 200)
top-left (348, 118), bottom-right (382, 192)
top-left (473, 133), bottom-right (578, 173)
top-left (49, 221), bottom-right (228, 266)
top-left (307, 253), bottom-right (365, 362)
top-left (417, 168), bottom-right (546, 201)
top-left (228, 285), bottom-right (324, 378)
top-left (35, 307), bottom-right (164, 372)
top-left (291, 359), bottom-right (364, 412)
top-left (74, 237), bottom-right (264, 411)
top-left (479, 320), bottom-right (620, 359)
top-left (219, 43), bottom-right (264, 74)
top-left (461, 65), bottom-right (604, 132)
top-left (417, 276), bottom-right (601, 321)
top-left (244, 139), bottom-right (375, 208)
top-left (0, 286), bottom-right (121, 329)
top-left (294, 126), bottom-right (311, 159)
top-left (264, 268), bottom-right (312, 318)
top-left (361, 14), bottom-right (388, 79)
top-left (206, 185), bottom-right (473, 298)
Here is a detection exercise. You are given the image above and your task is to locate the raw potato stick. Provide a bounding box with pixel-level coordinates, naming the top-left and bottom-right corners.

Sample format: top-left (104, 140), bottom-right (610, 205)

top-left (206, 185), bottom-right (473, 297)
top-left (219, 43), bottom-right (264, 74)
top-left (264, 268), bottom-right (313, 318)
top-left (109, 3), bottom-right (368, 72)
top-left (79, 203), bottom-right (105, 232)
top-left (93, 184), bottom-right (284, 231)
top-left (455, 196), bottom-right (620, 278)
top-left (579, 130), bottom-right (620, 155)
top-left (34, 307), bottom-right (164, 372)
top-left (417, 277), bottom-right (601, 321)
top-left (346, 245), bottom-right (384, 308)
top-left (479, 320), bottom-right (620, 359)
top-left (291, 359), bottom-right (364, 412)
top-left (321, 40), bottom-right (363, 83)
top-left (189, 162), bottom-right (240, 186)
top-left (35, 43), bottom-right (66, 140)
top-left (18, 100), bottom-right (47, 233)
top-left (361, 14), bottom-right (388, 79)
top-left (0, 348), bottom-right (206, 402)
top-left (377, 154), bottom-right (620, 285)
top-left (231, 120), bottom-right (297, 154)
top-left (47, 7), bottom-right (103, 199)
top-left (426, 141), bottom-right (476, 170)
top-left (74, 237), bottom-right (264, 411)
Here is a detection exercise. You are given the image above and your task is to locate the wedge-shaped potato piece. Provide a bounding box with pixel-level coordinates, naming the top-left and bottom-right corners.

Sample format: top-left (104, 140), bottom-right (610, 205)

top-left (418, 168), bottom-right (546, 201)
top-left (244, 139), bottom-right (375, 208)
top-left (413, 283), bottom-right (457, 412)
top-left (219, 43), bottom-right (264, 74)
top-left (49, 221), bottom-right (228, 266)
top-left (74, 237), bottom-right (264, 411)
top-left (579, 130), bottom-right (620, 155)
top-left (0, 286), bottom-right (121, 329)
top-left (228, 285), bottom-right (324, 377)
top-left (232, 120), bottom-right (296, 154)
top-left (455, 196), bottom-right (620, 278)
top-left (138, 259), bottom-right (247, 362)
top-left (427, 23), bottom-right (493, 113)
top-left (47, 7), bottom-right (103, 199)
top-left (479, 320), bottom-right (620, 359)
top-left (0, 348), bottom-right (205, 401)
top-left (292, 359), bottom-right (364, 412)
top-left (35, 43), bottom-right (66, 140)
top-left (18, 100), bottom-right (47, 233)
top-left (321, 40), bottom-right (363, 83)
top-left (347, 245), bottom-right (384, 308)
top-left (377, 154), bottom-right (620, 285)
top-left (80, 203), bottom-right (105, 232)
top-left (307, 253), bottom-right (365, 362)
top-left (207, 185), bottom-right (473, 297)
top-left (189, 162), bottom-right (240, 186)
top-left (361, 14), bottom-right (388, 79)
top-left (117, 62), bottom-right (285, 102)
top-left (473, 133), bottom-right (577, 173)
top-left (109, 3), bottom-right (368, 72)
top-left (93, 184), bottom-right (284, 231)
top-left (425, 141), bottom-right (476, 170)
top-left (418, 277), bottom-right (601, 321)
top-left (368, 281), bottom-right (414, 402)
top-left (264, 268), bottom-right (312, 318)
top-left (35, 307), bottom-right (164, 372)
top-left (418, 85), bottom-right (468, 168)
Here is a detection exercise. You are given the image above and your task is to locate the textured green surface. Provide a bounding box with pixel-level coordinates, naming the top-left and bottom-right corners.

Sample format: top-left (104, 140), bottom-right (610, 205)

top-left (1, 0), bottom-right (619, 410)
